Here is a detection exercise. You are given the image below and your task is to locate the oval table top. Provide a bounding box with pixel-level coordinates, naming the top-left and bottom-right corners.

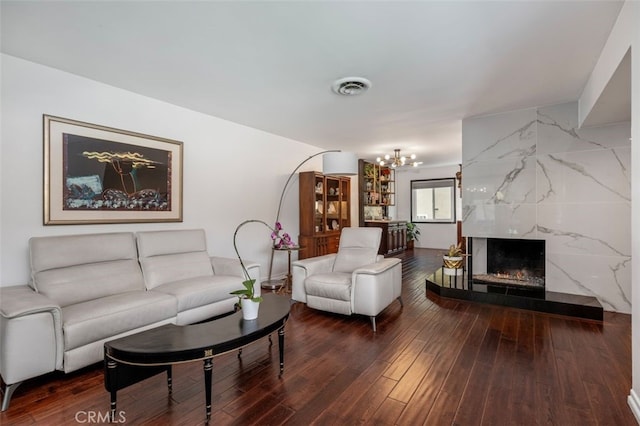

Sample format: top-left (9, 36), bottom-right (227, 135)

top-left (104, 293), bottom-right (291, 366)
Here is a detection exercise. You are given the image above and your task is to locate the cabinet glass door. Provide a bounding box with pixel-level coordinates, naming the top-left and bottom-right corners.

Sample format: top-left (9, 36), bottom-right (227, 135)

top-left (314, 175), bottom-right (324, 234)
top-left (340, 179), bottom-right (349, 230)
top-left (325, 177), bottom-right (341, 232)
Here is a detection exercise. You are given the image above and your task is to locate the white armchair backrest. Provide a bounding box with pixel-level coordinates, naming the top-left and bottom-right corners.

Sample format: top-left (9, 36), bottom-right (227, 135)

top-left (333, 227), bottom-right (382, 273)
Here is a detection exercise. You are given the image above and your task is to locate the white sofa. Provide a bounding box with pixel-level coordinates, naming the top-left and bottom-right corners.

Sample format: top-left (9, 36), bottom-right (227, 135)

top-left (0, 229), bottom-right (259, 410)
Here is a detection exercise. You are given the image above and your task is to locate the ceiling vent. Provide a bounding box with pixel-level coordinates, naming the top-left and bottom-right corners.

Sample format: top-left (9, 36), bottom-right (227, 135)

top-left (332, 77), bottom-right (372, 96)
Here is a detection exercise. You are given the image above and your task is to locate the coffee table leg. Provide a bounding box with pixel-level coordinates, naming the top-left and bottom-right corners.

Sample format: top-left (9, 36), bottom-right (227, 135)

top-left (203, 358), bottom-right (213, 421)
top-left (167, 366), bottom-right (173, 394)
top-left (107, 359), bottom-right (118, 422)
top-left (278, 326), bottom-right (285, 376)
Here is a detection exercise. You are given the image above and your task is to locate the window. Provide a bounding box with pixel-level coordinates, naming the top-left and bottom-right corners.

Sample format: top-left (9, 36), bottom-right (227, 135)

top-left (411, 178), bottom-right (456, 223)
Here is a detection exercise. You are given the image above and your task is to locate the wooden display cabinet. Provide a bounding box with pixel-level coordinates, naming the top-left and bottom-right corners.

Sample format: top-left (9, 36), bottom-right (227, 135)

top-left (298, 171), bottom-right (351, 260)
top-left (365, 220), bottom-right (407, 255)
top-left (358, 160), bottom-right (395, 225)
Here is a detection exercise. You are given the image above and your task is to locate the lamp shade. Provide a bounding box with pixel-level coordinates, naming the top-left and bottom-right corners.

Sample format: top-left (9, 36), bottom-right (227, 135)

top-left (322, 152), bottom-right (358, 176)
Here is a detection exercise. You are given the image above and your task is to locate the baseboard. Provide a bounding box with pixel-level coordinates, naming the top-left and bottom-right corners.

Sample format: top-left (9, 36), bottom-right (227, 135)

top-left (629, 389), bottom-right (640, 424)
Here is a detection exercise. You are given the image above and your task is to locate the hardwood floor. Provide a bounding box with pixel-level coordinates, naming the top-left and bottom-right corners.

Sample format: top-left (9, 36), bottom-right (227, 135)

top-left (1, 248), bottom-right (635, 425)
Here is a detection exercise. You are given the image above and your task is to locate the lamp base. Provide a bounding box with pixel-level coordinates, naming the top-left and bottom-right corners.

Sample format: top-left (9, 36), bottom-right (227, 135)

top-left (261, 279), bottom-right (285, 290)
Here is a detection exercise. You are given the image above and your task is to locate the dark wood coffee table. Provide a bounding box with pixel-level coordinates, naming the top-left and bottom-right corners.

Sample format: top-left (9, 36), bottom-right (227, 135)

top-left (103, 293), bottom-right (290, 421)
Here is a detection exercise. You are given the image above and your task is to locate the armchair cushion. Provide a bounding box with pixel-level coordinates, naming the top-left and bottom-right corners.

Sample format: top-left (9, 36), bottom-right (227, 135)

top-left (333, 228), bottom-right (381, 273)
top-left (305, 272), bottom-right (352, 301)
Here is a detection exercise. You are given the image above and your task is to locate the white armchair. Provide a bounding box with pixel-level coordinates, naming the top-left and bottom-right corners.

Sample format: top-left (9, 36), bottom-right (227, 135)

top-left (291, 227), bottom-right (402, 331)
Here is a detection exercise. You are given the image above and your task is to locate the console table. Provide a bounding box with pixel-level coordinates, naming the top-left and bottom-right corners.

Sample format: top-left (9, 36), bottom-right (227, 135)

top-left (103, 293), bottom-right (290, 421)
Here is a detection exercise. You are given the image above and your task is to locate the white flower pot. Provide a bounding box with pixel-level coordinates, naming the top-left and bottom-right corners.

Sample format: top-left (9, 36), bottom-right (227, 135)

top-left (443, 255), bottom-right (464, 276)
top-left (241, 298), bottom-right (260, 320)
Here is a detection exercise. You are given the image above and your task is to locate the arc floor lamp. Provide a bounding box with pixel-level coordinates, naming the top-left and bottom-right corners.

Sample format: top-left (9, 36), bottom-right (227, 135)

top-left (266, 150), bottom-right (358, 285)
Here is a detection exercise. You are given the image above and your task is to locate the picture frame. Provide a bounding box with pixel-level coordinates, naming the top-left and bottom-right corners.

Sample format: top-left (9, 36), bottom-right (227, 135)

top-left (44, 115), bottom-right (183, 225)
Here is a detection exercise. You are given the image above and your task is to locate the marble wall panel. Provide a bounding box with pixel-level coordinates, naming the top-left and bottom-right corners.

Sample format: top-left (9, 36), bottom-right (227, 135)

top-left (462, 101), bottom-right (632, 313)
top-left (537, 203), bottom-right (631, 257)
top-left (538, 102), bottom-right (631, 154)
top-left (536, 147), bottom-right (631, 204)
top-left (546, 253), bottom-right (631, 313)
top-left (463, 203), bottom-right (536, 239)
top-left (462, 107), bottom-right (537, 164)
top-left (464, 156), bottom-right (537, 205)
top-left (471, 237), bottom-right (487, 274)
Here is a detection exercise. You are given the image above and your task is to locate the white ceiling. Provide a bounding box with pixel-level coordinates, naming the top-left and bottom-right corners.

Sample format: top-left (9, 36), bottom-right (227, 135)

top-left (0, 1), bottom-right (625, 167)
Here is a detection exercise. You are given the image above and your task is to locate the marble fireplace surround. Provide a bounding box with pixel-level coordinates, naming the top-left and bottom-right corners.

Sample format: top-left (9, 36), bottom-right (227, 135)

top-left (462, 102), bottom-right (631, 313)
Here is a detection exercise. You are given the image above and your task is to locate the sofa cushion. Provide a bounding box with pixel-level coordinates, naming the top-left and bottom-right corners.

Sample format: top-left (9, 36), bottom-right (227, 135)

top-left (137, 229), bottom-right (214, 289)
top-left (62, 290), bottom-right (177, 350)
top-left (29, 233), bottom-right (145, 307)
top-left (305, 272), bottom-right (352, 301)
top-left (152, 275), bottom-right (241, 312)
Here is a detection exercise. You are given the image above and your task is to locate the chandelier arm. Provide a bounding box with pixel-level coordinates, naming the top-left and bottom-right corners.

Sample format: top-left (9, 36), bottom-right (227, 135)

top-left (377, 149), bottom-right (418, 168)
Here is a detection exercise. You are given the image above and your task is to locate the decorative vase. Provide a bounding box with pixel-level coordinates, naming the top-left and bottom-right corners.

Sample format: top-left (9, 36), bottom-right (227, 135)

top-left (407, 240), bottom-right (414, 250)
top-left (241, 298), bottom-right (260, 320)
top-left (443, 255), bottom-right (463, 276)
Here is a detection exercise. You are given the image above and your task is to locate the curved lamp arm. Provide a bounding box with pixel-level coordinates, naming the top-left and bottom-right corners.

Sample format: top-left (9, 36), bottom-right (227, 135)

top-left (234, 219), bottom-right (275, 280)
top-left (268, 149), bottom-right (357, 282)
top-left (274, 150), bottom-right (339, 225)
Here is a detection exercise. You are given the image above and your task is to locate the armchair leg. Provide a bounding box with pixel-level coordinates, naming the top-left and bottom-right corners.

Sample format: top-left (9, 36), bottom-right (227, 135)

top-left (1, 381), bottom-right (23, 411)
top-left (370, 316), bottom-right (377, 333)
top-left (397, 296), bottom-right (404, 307)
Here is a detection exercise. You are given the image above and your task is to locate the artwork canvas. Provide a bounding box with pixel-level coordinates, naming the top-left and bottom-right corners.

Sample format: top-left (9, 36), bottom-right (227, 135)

top-left (44, 115), bottom-right (183, 224)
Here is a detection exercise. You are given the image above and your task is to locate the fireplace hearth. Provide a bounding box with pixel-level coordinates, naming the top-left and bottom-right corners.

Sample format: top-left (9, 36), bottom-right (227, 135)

top-left (426, 237), bottom-right (603, 320)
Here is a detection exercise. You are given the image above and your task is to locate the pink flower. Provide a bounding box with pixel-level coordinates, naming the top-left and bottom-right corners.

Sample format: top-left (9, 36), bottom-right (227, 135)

top-left (271, 224), bottom-right (296, 248)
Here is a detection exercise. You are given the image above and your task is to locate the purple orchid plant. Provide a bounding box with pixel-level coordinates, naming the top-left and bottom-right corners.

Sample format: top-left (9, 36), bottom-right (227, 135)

top-left (232, 220), bottom-right (297, 304)
top-left (271, 221), bottom-right (296, 249)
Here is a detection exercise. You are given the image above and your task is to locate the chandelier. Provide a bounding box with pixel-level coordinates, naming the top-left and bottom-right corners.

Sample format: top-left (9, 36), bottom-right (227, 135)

top-left (376, 149), bottom-right (422, 168)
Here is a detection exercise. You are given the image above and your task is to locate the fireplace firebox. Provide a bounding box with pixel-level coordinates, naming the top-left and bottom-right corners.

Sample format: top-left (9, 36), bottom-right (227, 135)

top-left (473, 238), bottom-right (545, 297)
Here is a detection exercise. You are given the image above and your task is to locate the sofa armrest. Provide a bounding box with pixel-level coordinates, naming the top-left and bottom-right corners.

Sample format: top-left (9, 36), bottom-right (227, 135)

top-left (0, 285), bottom-right (63, 385)
top-left (0, 285), bottom-right (61, 319)
top-left (291, 254), bottom-right (337, 303)
top-left (210, 256), bottom-right (257, 277)
top-left (210, 256), bottom-right (261, 294)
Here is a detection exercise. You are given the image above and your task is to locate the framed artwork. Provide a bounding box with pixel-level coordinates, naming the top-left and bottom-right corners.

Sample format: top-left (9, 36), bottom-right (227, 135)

top-left (43, 115), bottom-right (183, 225)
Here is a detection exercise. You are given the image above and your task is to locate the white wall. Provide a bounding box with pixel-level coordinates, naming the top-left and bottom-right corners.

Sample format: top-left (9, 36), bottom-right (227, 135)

top-left (580, 1), bottom-right (639, 420)
top-left (395, 164), bottom-right (461, 250)
top-left (633, 18), bottom-right (640, 421)
top-left (619, 1), bottom-right (640, 421)
top-left (0, 54), bottom-right (340, 286)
